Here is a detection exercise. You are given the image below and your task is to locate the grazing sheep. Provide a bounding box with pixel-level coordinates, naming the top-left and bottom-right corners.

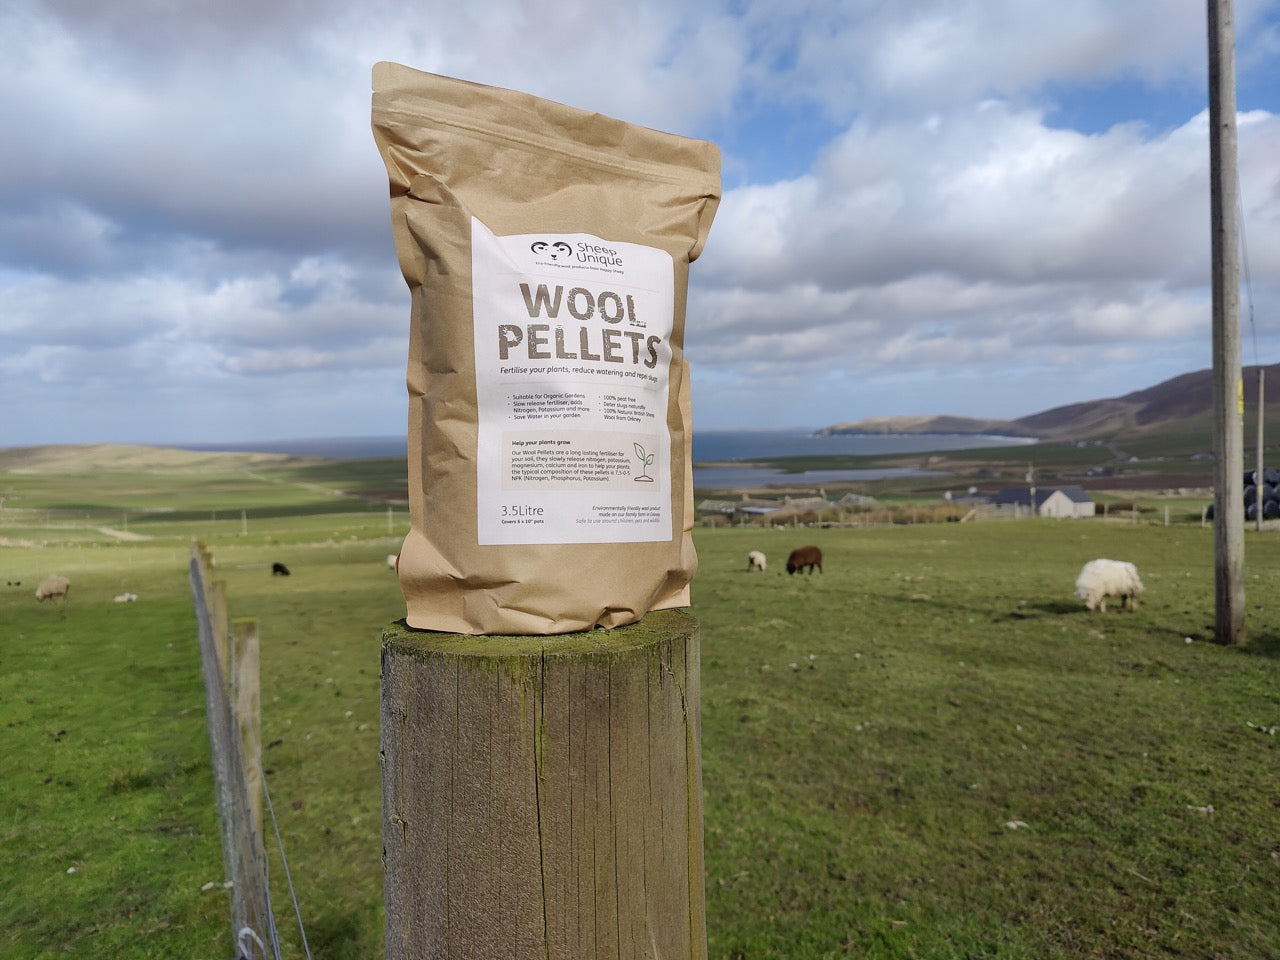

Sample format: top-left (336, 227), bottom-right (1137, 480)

top-left (271, 562), bottom-right (291, 576)
top-left (747, 550), bottom-right (767, 572)
top-left (35, 575), bottom-right (71, 601)
top-left (386, 553), bottom-right (399, 571)
top-left (786, 545), bottom-right (823, 575)
top-left (1074, 559), bottom-right (1143, 612)
top-left (113, 592), bottom-right (138, 603)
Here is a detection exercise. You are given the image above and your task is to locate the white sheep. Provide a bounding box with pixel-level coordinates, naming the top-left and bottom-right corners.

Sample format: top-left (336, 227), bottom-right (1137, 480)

top-left (113, 592), bottom-right (138, 603)
top-left (1074, 559), bottom-right (1143, 612)
top-left (386, 553), bottom-right (399, 571)
top-left (35, 575), bottom-right (71, 601)
top-left (747, 550), bottom-right (767, 572)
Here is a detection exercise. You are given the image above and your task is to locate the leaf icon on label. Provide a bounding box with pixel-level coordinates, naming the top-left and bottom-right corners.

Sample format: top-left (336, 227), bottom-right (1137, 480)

top-left (633, 443), bottom-right (655, 482)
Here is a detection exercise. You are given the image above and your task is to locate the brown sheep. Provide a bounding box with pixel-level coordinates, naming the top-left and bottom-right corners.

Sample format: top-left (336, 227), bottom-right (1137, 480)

top-left (786, 546), bottom-right (823, 575)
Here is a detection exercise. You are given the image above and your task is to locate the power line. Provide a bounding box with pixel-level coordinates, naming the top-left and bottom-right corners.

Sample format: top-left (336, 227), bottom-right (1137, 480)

top-left (1240, 192), bottom-right (1259, 366)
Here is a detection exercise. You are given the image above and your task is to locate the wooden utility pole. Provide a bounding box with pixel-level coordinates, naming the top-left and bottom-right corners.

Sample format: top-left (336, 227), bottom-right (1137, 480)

top-left (1208, 0), bottom-right (1245, 644)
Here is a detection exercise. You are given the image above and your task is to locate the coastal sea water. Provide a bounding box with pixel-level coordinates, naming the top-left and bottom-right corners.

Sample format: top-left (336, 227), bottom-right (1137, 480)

top-left (689, 429), bottom-right (1034, 488)
top-left (176, 436), bottom-right (409, 459)
top-left (176, 429), bottom-right (1035, 487)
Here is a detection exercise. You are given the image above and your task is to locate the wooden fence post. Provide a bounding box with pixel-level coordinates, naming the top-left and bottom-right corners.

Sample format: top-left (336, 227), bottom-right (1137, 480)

top-left (193, 542), bottom-right (231, 681)
top-left (381, 609), bottom-right (705, 960)
top-left (210, 579), bottom-right (230, 681)
top-left (232, 618), bottom-right (264, 839)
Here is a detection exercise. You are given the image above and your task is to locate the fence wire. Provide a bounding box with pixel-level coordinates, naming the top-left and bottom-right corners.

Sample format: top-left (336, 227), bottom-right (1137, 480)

top-left (190, 549), bottom-right (281, 960)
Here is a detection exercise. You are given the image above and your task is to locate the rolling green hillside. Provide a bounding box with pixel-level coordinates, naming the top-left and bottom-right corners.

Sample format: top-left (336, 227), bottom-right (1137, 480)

top-left (820, 362), bottom-right (1280, 448)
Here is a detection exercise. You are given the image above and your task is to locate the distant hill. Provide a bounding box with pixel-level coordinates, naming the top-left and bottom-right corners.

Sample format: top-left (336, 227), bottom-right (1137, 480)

top-left (819, 363), bottom-right (1280, 443)
top-left (0, 443), bottom-right (319, 473)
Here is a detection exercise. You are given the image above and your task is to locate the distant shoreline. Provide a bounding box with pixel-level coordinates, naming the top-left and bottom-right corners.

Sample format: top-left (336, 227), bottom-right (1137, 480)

top-left (692, 464), bottom-right (944, 488)
top-left (808, 430), bottom-right (1038, 442)
top-left (2, 429), bottom-right (1036, 468)
top-left (169, 436), bottom-right (408, 460)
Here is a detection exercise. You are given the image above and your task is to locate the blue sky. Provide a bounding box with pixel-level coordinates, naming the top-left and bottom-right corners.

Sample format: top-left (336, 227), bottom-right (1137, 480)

top-left (2, 0), bottom-right (1279, 446)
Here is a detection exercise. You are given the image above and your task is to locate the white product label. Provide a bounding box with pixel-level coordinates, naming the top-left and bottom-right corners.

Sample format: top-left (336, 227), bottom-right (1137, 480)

top-left (471, 219), bottom-right (674, 545)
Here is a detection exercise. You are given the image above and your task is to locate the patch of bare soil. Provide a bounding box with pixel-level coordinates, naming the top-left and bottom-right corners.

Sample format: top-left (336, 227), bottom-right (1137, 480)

top-left (95, 526), bottom-right (153, 541)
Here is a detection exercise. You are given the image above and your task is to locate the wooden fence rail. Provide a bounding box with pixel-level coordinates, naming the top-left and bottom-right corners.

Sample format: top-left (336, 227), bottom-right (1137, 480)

top-left (189, 543), bottom-right (275, 959)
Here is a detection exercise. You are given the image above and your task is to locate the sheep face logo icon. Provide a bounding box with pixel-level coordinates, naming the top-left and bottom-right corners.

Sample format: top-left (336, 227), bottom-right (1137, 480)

top-left (531, 240), bottom-right (573, 261)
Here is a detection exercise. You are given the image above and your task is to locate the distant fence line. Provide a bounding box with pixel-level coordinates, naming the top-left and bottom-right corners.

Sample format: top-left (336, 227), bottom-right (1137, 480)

top-left (189, 542), bottom-right (277, 960)
top-left (698, 501), bottom-right (1219, 529)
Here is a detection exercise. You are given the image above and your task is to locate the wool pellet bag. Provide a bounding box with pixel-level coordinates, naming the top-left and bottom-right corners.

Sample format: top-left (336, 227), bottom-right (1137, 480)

top-left (371, 62), bottom-right (720, 634)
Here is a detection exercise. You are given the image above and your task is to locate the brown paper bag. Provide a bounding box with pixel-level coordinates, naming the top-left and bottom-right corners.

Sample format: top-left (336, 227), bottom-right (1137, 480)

top-left (371, 62), bottom-right (721, 634)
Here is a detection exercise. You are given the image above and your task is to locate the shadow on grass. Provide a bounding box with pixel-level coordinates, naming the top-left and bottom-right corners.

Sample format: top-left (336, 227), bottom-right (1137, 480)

top-left (1238, 631), bottom-right (1280, 658)
top-left (889, 595), bottom-right (1084, 622)
top-left (889, 594), bottom-right (1280, 658)
top-left (301, 910), bottom-right (376, 960)
top-left (993, 601), bottom-right (1081, 620)
top-left (990, 603), bottom-right (1230, 647)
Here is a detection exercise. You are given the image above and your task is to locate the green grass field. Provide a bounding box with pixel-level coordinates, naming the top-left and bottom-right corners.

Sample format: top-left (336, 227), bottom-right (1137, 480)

top-left (3, 451), bottom-right (1279, 959)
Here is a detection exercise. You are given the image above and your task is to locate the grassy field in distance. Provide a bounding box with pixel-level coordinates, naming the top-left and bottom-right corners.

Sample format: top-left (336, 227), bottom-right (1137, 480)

top-left (3, 446), bottom-right (1280, 958)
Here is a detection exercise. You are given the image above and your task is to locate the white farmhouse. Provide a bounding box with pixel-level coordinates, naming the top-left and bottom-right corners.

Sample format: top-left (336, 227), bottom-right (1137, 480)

top-left (994, 485), bottom-right (1096, 519)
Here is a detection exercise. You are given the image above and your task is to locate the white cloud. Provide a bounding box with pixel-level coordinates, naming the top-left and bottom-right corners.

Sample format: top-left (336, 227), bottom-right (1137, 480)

top-left (689, 95), bottom-right (1280, 424)
top-left (1, 0), bottom-right (1279, 443)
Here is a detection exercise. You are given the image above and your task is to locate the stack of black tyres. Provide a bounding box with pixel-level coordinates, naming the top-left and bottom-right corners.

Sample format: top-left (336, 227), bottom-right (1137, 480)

top-left (1243, 467), bottom-right (1280, 521)
top-left (1205, 468), bottom-right (1280, 520)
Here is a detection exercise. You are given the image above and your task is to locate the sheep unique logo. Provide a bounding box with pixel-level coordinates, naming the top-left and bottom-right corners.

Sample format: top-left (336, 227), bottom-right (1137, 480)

top-left (530, 240), bottom-right (573, 261)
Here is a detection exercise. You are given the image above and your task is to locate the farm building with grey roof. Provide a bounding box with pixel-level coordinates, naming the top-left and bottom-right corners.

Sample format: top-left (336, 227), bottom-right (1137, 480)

top-left (994, 485), bottom-right (1096, 518)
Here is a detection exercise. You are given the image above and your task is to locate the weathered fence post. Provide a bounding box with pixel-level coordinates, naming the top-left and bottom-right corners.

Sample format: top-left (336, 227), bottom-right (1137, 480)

top-left (211, 579), bottom-right (230, 677)
top-left (189, 544), bottom-right (274, 959)
top-left (381, 609), bottom-right (705, 960)
top-left (232, 618), bottom-right (264, 838)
